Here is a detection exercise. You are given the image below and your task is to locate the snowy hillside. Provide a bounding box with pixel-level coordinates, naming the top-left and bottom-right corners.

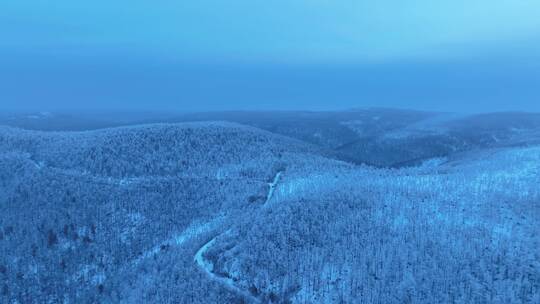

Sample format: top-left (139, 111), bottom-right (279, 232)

top-left (0, 113), bottom-right (539, 303)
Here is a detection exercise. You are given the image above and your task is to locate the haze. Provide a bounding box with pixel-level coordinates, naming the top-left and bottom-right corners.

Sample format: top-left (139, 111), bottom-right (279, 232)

top-left (1, 0), bottom-right (539, 112)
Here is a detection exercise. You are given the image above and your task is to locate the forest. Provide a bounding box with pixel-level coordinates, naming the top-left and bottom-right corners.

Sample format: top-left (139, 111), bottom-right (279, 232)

top-left (0, 110), bottom-right (538, 303)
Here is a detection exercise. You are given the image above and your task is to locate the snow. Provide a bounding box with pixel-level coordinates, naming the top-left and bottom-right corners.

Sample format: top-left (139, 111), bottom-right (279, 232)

top-left (194, 231), bottom-right (261, 303)
top-left (132, 216), bottom-right (224, 266)
top-left (264, 171), bottom-right (282, 204)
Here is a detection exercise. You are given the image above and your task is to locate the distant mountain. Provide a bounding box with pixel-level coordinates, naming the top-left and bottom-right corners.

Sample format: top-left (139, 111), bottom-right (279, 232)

top-left (0, 112), bottom-right (172, 131)
top-left (4, 109), bottom-right (540, 167)
top-left (0, 122), bottom-right (333, 178)
top-left (5, 109), bottom-right (539, 167)
top-left (167, 110), bottom-right (540, 167)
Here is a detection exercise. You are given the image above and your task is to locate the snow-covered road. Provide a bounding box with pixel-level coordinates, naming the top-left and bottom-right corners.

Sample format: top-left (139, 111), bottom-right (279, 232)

top-left (264, 171), bottom-right (282, 204)
top-left (193, 170), bottom-right (283, 303)
top-left (194, 234), bottom-right (261, 303)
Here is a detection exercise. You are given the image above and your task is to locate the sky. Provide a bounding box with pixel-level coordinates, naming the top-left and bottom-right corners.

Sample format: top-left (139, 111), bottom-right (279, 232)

top-left (1, 0), bottom-right (539, 113)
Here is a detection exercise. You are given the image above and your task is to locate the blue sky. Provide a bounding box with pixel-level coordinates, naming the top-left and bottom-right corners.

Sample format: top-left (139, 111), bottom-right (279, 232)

top-left (1, 0), bottom-right (539, 112)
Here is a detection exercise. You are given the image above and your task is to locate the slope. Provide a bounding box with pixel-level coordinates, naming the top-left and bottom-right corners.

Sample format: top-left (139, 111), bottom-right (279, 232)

top-left (0, 122), bottom-right (350, 303)
top-left (205, 144), bottom-right (540, 303)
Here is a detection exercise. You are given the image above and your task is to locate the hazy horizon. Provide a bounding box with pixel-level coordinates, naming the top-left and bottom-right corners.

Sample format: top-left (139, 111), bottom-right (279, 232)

top-left (3, 106), bottom-right (540, 117)
top-left (1, 1), bottom-right (539, 113)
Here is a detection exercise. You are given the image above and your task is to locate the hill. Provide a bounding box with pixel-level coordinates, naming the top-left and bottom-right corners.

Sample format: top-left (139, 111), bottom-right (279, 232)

top-left (0, 112), bottom-right (539, 303)
top-left (0, 122), bottom-right (349, 303)
top-left (204, 145), bottom-right (540, 303)
top-left (4, 109), bottom-right (540, 167)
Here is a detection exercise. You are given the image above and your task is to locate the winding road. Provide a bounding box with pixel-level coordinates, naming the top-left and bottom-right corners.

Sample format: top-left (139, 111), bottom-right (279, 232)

top-left (193, 170), bottom-right (283, 303)
top-left (194, 235), bottom-right (261, 303)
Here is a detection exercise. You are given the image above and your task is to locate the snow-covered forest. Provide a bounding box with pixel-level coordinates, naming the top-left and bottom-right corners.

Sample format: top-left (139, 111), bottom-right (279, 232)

top-left (0, 110), bottom-right (539, 303)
